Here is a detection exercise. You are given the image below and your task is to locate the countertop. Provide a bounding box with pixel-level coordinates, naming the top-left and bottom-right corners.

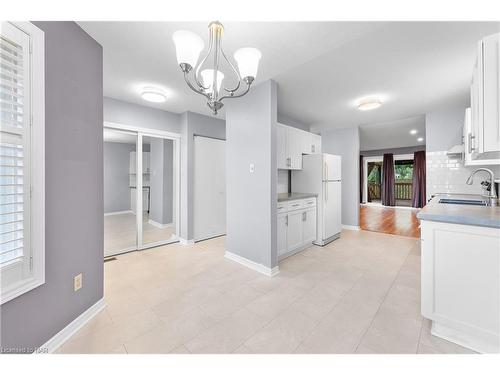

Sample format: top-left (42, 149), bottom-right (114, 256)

top-left (278, 192), bottom-right (318, 202)
top-left (417, 193), bottom-right (500, 229)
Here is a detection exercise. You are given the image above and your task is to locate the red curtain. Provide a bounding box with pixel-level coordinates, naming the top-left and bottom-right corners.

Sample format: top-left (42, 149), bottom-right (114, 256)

top-left (381, 153), bottom-right (395, 206)
top-left (412, 151), bottom-right (426, 208)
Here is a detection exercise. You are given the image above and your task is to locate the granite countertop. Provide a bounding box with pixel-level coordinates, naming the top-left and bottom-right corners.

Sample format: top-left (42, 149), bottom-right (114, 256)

top-left (417, 193), bottom-right (500, 229)
top-left (278, 192), bottom-right (318, 202)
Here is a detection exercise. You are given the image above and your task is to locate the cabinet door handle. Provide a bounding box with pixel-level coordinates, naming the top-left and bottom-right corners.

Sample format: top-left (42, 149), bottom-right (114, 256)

top-left (285, 215), bottom-right (288, 226)
top-left (302, 211), bottom-right (306, 221)
top-left (311, 145), bottom-right (315, 153)
top-left (468, 133), bottom-right (476, 153)
top-left (286, 157), bottom-right (291, 167)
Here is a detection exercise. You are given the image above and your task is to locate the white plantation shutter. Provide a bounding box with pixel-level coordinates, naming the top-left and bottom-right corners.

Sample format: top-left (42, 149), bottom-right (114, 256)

top-left (1, 21), bottom-right (44, 305)
top-left (0, 24), bottom-right (30, 268)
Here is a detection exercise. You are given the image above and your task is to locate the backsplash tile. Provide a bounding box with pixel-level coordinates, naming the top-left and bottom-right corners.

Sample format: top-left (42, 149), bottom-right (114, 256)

top-left (426, 151), bottom-right (500, 201)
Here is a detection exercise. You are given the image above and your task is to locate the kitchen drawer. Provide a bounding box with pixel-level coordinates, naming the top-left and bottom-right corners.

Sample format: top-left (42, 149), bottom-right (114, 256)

top-left (303, 198), bottom-right (316, 208)
top-left (277, 202), bottom-right (289, 214)
top-left (287, 200), bottom-right (304, 211)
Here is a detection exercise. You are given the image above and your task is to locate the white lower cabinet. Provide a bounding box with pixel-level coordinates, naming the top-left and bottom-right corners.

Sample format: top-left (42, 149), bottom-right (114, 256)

top-left (420, 220), bottom-right (500, 353)
top-left (277, 198), bottom-right (317, 260)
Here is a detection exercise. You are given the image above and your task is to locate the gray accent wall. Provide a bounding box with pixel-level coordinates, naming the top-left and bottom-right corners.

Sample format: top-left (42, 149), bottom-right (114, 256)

top-left (150, 138), bottom-right (174, 225)
top-left (322, 126), bottom-right (360, 227)
top-left (104, 97), bottom-right (182, 134)
top-left (425, 106), bottom-right (465, 152)
top-left (225, 80), bottom-right (278, 269)
top-left (0, 22), bottom-right (103, 352)
top-left (180, 111), bottom-right (225, 240)
top-left (104, 142), bottom-right (135, 213)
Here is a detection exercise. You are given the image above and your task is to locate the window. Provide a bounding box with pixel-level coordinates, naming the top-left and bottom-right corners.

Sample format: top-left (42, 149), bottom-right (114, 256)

top-left (1, 21), bottom-right (44, 304)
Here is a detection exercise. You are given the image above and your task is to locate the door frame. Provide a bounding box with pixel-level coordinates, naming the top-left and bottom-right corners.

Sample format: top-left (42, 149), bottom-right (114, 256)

top-left (103, 121), bottom-right (181, 253)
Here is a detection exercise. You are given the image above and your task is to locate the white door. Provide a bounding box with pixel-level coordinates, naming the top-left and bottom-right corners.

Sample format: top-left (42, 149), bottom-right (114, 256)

top-left (323, 181), bottom-right (341, 240)
top-left (277, 213), bottom-right (288, 257)
top-left (276, 124), bottom-right (288, 169)
top-left (194, 136), bottom-right (226, 241)
top-left (323, 154), bottom-right (341, 181)
top-left (287, 210), bottom-right (304, 252)
top-left (302, 208), bottom-right (317, 244)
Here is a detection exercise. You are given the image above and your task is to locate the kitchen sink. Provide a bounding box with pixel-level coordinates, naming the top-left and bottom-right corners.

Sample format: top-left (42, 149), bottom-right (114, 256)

top-left (438, 198), bottom-right (488, 206)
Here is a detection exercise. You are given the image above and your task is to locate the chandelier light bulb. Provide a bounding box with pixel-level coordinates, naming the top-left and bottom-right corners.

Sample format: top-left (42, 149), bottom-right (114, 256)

top-left (201, 69), bottom-right (225, 94)
top-left (234, 47), bottom-right (262, 80)
top-left (172, 30), bottom-right (204, 68)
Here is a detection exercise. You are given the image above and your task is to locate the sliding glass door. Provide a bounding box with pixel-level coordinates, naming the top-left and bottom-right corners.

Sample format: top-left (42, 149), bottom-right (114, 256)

top-left (103, 126), bottom-right (180, 257)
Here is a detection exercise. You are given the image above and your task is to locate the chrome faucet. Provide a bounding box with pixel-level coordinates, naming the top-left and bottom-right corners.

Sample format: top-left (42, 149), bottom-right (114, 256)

top-left (466, 168), bottom-right (497, 205)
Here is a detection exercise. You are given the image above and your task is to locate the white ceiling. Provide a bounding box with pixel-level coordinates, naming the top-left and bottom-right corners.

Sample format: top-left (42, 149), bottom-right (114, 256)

top-left (103, 128), bottom-right (136, 143)
top-left (359, 115), bottom-right (425, 151)
top-left (80, 21), bottom-right (499, 135)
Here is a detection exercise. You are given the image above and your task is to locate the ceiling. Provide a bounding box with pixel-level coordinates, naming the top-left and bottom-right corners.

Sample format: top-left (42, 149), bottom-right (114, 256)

top-left (79, 21), bottom-right (500, 134)
top-left (359, 115), bottom-right (425, 151)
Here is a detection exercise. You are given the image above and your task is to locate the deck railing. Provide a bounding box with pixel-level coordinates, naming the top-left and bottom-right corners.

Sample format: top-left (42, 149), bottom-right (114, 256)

top-left (367, 182), bottom-right (412, 201)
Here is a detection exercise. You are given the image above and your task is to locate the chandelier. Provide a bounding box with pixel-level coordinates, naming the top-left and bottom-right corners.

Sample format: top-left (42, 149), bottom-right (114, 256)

top-left (172, 21), bottom-right (262, 115)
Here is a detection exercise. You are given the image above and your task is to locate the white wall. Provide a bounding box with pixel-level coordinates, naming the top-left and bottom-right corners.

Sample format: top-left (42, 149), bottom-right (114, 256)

top-left (225, 80), bottom-right (278, 269)
top-left (321, 126), bottom-right (360, 227)
top-left (425, 106), bottom-right (465, 152)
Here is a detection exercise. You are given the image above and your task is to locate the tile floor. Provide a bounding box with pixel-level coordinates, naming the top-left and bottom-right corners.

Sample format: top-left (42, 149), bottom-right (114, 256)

top-left (59, 230), bottom-right (476, 354)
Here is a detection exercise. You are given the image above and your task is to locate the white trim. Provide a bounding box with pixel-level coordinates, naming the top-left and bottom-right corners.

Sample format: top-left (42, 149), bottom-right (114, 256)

top-left (179, 238), bottom-right (195, 245)
top-left (148, 219), bottom-right (173, 229)
top-left (342, 225), bottom-right (361, 231)
top-left (34, 298), bottom-right (106, 354)
top-left (1, 21), bottom-right (45, 305)
top-left (104, 121), bottom-right (181, 140)
top-left (224, 251), bottom-right (280, 277)
top-left (104, 210), bottom-right (133, 217)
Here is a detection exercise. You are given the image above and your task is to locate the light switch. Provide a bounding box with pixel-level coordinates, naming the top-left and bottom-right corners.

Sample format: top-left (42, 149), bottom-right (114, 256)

top-left (249, 163), bottom-right (255, 173)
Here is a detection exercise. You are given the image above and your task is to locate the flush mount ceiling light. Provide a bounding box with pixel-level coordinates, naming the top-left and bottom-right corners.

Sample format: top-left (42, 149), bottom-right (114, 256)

top-left (417, 137), bottom-right (424, 142)
top-left (173, 21), bottom-right (262, 115)
top-left (141, 87), bottom-right (167, 103)
top-left (410, 129), bottom-right (418, 135)
top-left (357, 98), bottom-right (382, 111)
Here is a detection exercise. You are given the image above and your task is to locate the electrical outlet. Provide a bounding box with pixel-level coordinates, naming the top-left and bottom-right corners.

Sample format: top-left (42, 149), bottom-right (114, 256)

top-left (74, 273), bottom-right (82, 291)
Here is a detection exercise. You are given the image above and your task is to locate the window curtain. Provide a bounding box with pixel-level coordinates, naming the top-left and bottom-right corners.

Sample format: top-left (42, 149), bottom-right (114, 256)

top-left (359, 155), bottom-right (363, 203)
top-left (381, 153), bottom-right (395, 206)
top-left (412, 151), bottom-right (426, 208)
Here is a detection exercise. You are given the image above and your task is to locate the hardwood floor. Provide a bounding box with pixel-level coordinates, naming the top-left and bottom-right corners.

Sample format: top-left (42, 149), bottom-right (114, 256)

top-left (359, 204), bottom-right (420, 238)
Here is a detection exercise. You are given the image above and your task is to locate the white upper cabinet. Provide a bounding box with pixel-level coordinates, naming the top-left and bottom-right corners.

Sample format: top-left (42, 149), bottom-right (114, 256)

top-left (480, 33), bottom-right (500, 154)
top-left (276, 124), bottom-right (288, 169)
top-left (466, 32), bottom-right (500, 164)
top-left (276, 123), bottom-right (321, 170)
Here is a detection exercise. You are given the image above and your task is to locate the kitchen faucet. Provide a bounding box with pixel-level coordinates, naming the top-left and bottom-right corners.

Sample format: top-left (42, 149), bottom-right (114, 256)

top-left (466, 168), bottom-right (498, 205)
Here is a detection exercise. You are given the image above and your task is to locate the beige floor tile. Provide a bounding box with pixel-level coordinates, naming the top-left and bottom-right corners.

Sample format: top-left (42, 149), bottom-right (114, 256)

top-left (244, 308), bottom-right (318, 353)
top-left (245, 285), bottom-right (306, 321)
top-left (169, 345), bottom-right (191, 354)
top-left (125, 307), bottom-right (214, 354)
top-left (71, 308), bottom-right (114, 340)
top-left (111, 309), bottom-right (163, 342)
top-left (185, 308), bottom-right (268, 354)
top-left (59, 324), bottom-right (124, 354)
top-left (232, 344), bottom-right (254, 354)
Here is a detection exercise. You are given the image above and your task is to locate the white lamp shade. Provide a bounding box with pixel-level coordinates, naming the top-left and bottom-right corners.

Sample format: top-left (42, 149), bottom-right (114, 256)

top-left (234, 47), bottom-right (262, 79)
top-left (172, 30), bottom-right (204, 67)
top-left (201, 69), bottom-right (224, 94)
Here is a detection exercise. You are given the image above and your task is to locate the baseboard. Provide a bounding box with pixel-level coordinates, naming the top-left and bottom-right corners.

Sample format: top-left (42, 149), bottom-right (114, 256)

top-left (35, 298), bottom-right (106, 354)
top-left (179, 238), bottom-right (195, 245)
top-left (104, 210), bottom-right (132, 217)
top-left (224, 251), bottom-right (280, 277)
top-left (342, 225), bottom-right (360, 231)
top-left (148, 219), bottom-right (173, 229)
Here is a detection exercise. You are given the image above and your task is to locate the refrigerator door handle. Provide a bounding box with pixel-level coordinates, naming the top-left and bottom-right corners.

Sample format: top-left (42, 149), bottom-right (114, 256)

top-left (325, 181), bottom-right (328, 202)
top-left (324, 162), bottom-right (328, 181)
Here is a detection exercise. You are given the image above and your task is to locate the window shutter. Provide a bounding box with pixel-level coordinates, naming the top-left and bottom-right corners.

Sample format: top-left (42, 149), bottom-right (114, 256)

top-left (0, 24), bottom-right (30, 268)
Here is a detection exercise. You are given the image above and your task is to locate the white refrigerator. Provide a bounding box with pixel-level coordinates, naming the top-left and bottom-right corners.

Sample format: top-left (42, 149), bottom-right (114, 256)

top-left (292, 153), bottom-right (342, 246)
